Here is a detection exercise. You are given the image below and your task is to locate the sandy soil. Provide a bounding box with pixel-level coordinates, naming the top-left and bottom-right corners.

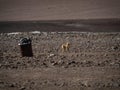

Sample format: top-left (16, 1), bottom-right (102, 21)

top-left (0, 32), bottom-right (120, 90)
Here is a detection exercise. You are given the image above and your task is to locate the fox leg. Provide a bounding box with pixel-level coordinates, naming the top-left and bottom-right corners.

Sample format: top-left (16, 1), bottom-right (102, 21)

top-left (61, 45), bottom-right (65, 52)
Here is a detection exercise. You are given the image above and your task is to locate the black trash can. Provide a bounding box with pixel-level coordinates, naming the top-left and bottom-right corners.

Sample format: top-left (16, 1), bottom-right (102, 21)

top-left (18, 38), bottom-right (33, 57)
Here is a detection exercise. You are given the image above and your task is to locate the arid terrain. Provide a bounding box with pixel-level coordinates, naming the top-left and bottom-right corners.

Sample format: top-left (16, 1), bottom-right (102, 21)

top-left (0, 31), bottom-right (120, 90)
top-left (0, 0), bottom-right (120, 89)
top-left (0, 19), bottom-right (120, 33)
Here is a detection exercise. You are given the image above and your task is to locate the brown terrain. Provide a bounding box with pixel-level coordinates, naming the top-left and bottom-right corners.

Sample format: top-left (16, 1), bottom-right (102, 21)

top-left (0, 30), bottom-right (120, 90)
top-left (0, 0), bottom-right (120, 90)
top-left (0, 19), bottom-right (120, 33)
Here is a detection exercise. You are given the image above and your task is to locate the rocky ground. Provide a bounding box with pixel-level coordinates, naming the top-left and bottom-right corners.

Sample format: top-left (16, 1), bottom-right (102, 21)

top-left (0, 32), bottom-right (120, 90)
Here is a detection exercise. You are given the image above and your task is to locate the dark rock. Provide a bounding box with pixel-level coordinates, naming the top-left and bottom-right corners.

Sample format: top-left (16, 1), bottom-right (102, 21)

top-left (9, 83), bottom-right (15, 87)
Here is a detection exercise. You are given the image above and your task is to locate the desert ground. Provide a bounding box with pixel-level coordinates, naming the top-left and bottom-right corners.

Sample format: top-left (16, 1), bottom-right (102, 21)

top-left (0, 19), bottom-right (120, 33)
top-left (0, 30), bottom-right (120, 90)
top-left (0, 0), bottom-right (120, 90)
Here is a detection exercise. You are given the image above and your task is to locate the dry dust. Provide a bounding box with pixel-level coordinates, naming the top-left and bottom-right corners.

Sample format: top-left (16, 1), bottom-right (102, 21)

top-left (0, 32), bottom-right (120, 90)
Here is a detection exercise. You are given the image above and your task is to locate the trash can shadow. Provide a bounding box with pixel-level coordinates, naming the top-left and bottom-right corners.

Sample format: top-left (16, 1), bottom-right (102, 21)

top-left (18, 38), bottom-right (33, 57)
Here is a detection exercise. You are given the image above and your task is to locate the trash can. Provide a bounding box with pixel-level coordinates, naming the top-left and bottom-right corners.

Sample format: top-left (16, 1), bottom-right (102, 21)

top-left (18, 38), bottom-right (33, 57)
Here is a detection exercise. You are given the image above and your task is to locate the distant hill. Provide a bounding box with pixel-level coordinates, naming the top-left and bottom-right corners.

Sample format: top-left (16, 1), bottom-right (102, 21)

top-left (0, 0), bottom-right (120, 21)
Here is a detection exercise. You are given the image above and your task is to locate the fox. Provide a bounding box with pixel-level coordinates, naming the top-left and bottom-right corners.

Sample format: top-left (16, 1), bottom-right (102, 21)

top-left (61, 42), bottom-right (70, 52)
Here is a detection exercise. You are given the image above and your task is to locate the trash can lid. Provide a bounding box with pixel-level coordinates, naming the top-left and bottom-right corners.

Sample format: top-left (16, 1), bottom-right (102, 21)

top-left (18, 38), bottom-right (31, 45)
